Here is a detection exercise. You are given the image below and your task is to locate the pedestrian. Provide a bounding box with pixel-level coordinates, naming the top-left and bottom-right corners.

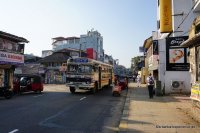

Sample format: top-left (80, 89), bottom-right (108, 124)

top-left (146, 73), bottom-right (155, 99)
top-left (136, 74), bottom-right (141, 87)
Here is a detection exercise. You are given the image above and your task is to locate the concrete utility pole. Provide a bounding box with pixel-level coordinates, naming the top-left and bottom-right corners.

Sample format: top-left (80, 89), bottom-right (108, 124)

top-left (79, 43), bottom-right (82, 57)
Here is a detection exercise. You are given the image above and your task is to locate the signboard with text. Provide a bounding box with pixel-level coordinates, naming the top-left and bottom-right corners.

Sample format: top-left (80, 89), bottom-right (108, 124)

top-left (166, 36), bottom-right (189, 71)
top-left (0, 51), bottom-right (24, 64)
top-left (159, 0), bottom-right (172, 33)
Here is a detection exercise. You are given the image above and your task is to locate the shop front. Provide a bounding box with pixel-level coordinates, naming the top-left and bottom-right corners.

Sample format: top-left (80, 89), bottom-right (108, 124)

top-left (181, 16), bottom-right (200, 105)
top-left (0, 31), bottom-right (28, 98)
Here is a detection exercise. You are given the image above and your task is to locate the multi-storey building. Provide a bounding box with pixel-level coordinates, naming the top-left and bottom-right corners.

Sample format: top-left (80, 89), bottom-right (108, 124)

top-left (181, 1), bottom-right (200, 108)
top-left (52, 29), bottom-right (104, 61)
top-left (0, 31), bottom-right (28, 93)
top-left (38, 49), bottom-right (87, 84)
top-left (144, 0), bottom-right (199, 94)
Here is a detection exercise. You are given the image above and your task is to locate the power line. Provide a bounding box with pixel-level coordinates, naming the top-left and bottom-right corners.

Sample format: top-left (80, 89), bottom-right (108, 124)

top-left (174, 0), bottom-right (199, 32)
top-left (168, 0), bottom-right (199, 37)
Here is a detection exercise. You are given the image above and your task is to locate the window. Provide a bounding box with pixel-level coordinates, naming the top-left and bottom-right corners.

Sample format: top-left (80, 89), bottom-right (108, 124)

top-left (157, 20), bottom-right (160, 30)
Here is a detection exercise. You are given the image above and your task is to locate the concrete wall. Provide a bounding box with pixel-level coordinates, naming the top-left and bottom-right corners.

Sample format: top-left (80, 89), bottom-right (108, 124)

top-left (158, 39), bottom-right (191, 94)
top-left (172, 0), bottom-right (195, 37)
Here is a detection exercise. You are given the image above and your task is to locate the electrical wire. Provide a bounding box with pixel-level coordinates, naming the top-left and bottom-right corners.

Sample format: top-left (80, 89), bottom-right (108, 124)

top-left (168, 0), bottom-right (199, 37)
top-left (175, 1), bottom-right (199, 31)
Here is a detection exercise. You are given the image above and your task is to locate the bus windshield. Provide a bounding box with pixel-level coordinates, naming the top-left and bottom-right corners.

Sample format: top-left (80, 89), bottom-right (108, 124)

top-left (67, 64), bottom-right (93, 73)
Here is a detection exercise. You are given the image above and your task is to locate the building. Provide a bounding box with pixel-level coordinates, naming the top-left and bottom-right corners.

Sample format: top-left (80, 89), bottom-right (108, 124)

top-left (143, 36), bottom-right (159, 83)
top-left (104, 54), bottom-right (114, 65)
top-left (14, 54), bottom-right (44, 79)
top-left (151, 0), bottom-right (198, 94)
top-left (181, 16), bottom-right (200, 107)
top-left (0, 31), bottom-right (28, 90)
top-left (38, 49), bottom-right (87, 84)
top-left (52, 29), bottom-right (104, 61)
top-left (42, 50), bottom-right (53, 58)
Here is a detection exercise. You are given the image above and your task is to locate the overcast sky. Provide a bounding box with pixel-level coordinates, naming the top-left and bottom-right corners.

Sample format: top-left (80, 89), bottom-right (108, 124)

top-left (0, 0), bottom-right (157, 68)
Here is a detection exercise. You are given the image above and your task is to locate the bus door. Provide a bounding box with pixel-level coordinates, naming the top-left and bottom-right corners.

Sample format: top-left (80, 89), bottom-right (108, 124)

top-left (98, 66), bottom-right (101, 89)
top-left (110, 68), bottom-right (114, 84)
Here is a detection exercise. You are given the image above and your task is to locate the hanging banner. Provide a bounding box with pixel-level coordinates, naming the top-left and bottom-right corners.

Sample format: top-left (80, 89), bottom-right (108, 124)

top-left (160, 0), bottom-right (172, 33)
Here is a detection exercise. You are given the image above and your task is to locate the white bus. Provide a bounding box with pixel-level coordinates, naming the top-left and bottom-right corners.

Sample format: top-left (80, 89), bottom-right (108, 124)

top-left (65, 57), bottom-right (114, 93)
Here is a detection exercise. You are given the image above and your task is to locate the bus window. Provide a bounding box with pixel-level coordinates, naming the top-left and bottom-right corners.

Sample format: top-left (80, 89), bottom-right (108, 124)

top-left (77, 65), bottom-right (92, 73)
top-left (68, 65), bottom-right (78, 72)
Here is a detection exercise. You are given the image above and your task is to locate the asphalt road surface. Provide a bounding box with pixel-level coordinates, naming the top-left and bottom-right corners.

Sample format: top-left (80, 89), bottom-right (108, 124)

top-left (0, 85), bottom-right (127, 133)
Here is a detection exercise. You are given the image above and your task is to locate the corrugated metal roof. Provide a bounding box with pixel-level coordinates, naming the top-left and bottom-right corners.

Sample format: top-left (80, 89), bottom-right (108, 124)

top-left (0, 31), bottom-right (29, 43)
top-left (181, 32), bottom-right (200, 47)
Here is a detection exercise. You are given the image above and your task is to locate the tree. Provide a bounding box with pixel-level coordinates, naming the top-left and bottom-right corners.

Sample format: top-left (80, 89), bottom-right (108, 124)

top-left (131, 56), bottom-right (144, 72)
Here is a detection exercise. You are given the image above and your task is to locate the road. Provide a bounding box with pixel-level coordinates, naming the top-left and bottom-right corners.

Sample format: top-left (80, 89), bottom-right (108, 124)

top-left (0, 85), bottom-right (126, 133)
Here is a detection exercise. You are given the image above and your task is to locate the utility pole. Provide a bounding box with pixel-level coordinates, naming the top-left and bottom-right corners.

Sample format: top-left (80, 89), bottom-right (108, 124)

top-left (79, 43), bottom-right (82, 57)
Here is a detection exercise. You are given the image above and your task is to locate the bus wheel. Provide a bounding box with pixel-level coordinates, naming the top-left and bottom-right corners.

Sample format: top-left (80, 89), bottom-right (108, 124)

top-left (70, 87), bottom-right (75, 93)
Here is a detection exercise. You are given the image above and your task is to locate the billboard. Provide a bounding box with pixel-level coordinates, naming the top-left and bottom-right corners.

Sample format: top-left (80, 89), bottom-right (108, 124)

top-left (166, 36), bottom-right (189, 71)
top-left (159, 0), bottom-right (172, 33)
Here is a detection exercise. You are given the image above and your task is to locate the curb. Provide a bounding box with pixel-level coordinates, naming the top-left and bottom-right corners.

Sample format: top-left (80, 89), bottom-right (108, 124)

top-left (118, 88), bottom-right (131, 132)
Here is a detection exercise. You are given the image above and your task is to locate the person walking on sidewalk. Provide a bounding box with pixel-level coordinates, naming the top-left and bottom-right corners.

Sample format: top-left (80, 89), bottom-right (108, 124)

top-left (146, 73), bottom-right (155, 98)
top-left (136, 74), bottom-right (141, 87)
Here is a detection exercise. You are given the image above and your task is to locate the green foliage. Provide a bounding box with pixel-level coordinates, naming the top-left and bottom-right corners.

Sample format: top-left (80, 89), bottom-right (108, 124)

top-left (131, 56), bottom-right (143, 71)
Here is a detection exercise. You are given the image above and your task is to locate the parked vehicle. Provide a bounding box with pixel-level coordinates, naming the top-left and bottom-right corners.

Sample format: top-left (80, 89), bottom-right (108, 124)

top-left (115, 75), bottom-right (128, 90)
top-left (112, 85), bottom-right (121, 97)
top-left (13, 74), bottom-right (43, 94)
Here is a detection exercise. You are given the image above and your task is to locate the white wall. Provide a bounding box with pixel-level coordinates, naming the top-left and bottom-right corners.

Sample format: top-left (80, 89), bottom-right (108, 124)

top-left (165, 71), bottom-right (191, 93)
top-left (158, 39), bottom-right (166, 90)
top-left (158, 39), bottom-right (191, 94)
top-left (172, 0), bottom-right (195, 37)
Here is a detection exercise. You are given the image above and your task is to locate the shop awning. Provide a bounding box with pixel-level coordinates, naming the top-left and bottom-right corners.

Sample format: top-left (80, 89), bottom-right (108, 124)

top-left (181, 32), bottom-right (200, 48)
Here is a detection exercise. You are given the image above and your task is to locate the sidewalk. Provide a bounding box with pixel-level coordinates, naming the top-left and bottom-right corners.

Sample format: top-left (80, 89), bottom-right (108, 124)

top-left (119, 82), bottom-right (200, 133)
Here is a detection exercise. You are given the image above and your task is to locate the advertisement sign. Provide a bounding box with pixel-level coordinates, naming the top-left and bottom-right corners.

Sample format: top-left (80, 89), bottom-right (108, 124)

top-left (0, 51), bottom-right (24, 64)
top-left (166, 36), bottom-right (189, 71)
top-left (159, 0), bottom-right (172, 33)
top-left (190, 83), bottom-right (200, 102)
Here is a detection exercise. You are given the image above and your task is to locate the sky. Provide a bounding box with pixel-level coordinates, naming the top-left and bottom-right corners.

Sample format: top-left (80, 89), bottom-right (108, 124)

top-left (0, 0), bottom-right (157, 68)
